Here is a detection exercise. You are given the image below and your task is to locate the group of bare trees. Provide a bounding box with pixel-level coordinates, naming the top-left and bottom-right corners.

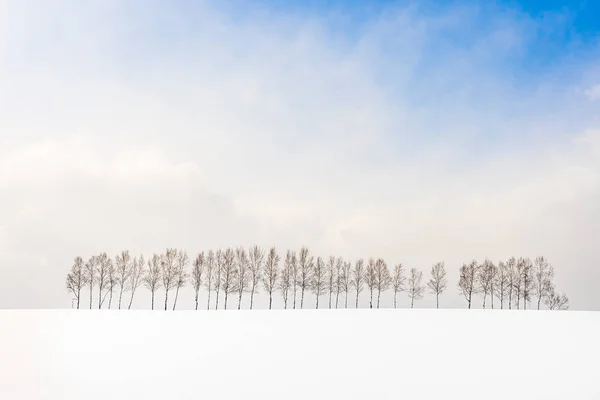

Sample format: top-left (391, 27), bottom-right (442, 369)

top-left (66, 247), bottom-right (569, 311)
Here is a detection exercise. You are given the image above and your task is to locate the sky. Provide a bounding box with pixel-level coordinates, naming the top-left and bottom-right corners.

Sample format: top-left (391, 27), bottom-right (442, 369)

top-left (0, 0), bottom-right (599, 310)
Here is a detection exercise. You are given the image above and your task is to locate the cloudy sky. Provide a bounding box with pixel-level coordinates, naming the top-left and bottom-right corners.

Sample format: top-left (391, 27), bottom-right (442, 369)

top-left (0, 0), bottom-right (599, 310)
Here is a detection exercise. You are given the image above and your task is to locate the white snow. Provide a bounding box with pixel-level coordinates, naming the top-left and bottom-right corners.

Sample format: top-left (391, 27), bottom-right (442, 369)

top-left (0, 309), bottom-right (599, 399)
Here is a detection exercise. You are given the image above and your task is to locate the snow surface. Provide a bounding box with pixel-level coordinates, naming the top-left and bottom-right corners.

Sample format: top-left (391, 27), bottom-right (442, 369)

top-left (1, 309), bottom-right (599, 400)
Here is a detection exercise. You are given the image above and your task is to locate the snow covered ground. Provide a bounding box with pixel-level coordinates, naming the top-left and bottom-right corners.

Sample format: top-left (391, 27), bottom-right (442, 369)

top-left (1, 309), bottom-right (599, 399)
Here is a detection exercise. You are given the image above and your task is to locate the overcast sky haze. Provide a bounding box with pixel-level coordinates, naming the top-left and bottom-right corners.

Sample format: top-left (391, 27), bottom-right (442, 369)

top-left (0, 0), bottom-right (599, 310)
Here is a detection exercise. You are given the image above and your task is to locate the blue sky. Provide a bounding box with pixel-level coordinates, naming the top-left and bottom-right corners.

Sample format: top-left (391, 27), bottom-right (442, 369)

top-left (0, 0), bottom-right (599, 310)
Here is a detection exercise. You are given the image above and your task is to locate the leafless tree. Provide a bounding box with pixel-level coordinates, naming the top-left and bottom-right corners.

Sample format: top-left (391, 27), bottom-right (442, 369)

top-left (221, 248), bottom-right (237, 310)
top-left (235, 247), bottom-right (251, 310)
top-left (161, 248), bottom-right (178, 311)
top-left (544, 287), bottom-right (569, 310)
top-left (494, 261), bottom-right (509, 310)
top-left (279, 250), bottom-right (294, 309)
top-left (458, 260), bottom-right (479, 309)
top-left (374, 258), bottom-right (391, 309)
top-left (519, 257), bottom-right (534, 310)
top-left (127, 254), bottom-right (145, 310)
top-left (96, 252), bottom-right (111, 309)
top-left (214, 249), bottom-right (224, 310)
top-left (392, 263), bottom-right (406, 309)
top-left (290, 250), bottom-right (299, 309)
top-left (115, 250), bottom-right (132, 310)
top-left (311, 256), bottom-right (327, 309)
top-left (340, 261), bottom-right (352, 308)
top-left (326, 256), bottom-right (337, 309)
top-left (248, 246), bottom-right (263, 310)
top-left (144, 253), bottom-right (162, 310)
top-left (204, 250), bottom-right (215, 310)
top-left (106, 257), bottom-right (117, 309)
top-left (352, 259), bottom-right (365, 308)
top-left (427, 262), bottom-right (447, 309)
top-left (364, 258), bottom-right (377, 309)
top-left (172, 250), bottom-right (189, 311)
top-left (478, 259), bottom-right (495, 309)
top-left (263, 247), bottom-right (280, 309)
top-left (84, 256), bottom-right (97, 309)
top-left (191, 252), bottom-right (205, 310)
top-left (334, 258), bottom-right (343, 308)
top-left (297, 247), bottom-right (313, 309)
top-left (407, 268), bottom-right (424, 308)
top-left (66, 256), bottom-right (86, 309)
top-left (533, 256), bottom-right (554, 310)
top-left (506, 257), bottom-right (517, 309)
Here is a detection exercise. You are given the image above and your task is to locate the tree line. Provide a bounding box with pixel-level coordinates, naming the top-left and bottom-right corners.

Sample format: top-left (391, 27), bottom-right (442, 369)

top-left (65, 246), bottom-right (570, 311)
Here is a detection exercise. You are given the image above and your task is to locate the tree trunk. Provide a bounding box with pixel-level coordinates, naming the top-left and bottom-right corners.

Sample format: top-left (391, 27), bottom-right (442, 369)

top-left (537, 295), bottom-right (542, 310)
top-left (195, 291), bottom-right (199, 311)
top-left (301, 288), bottom-right (305, 309)
top-left (335, 291), bottom-right (340, 309)
top-left (411, 297), bottom-right (414, 309)
top-left (173, 286), bottom-right (180, 311)
top-left (89, 287), bottom-right (93, 309)
top-left (316, 294), bottom-right (319, 309)
top-left (269, 292), bottom-right (273, 310)
top-left (151, 291), bottom-right (155, 310)
top-left (394, 292), bottom-right (397, 309)
top-left (249, 289), bottom-right (254, 310)
top-left (164, 290), bottom-right (169, 311)
top-left (369, 288), bottom-right (373, 309)
top-left (98, 289), bottom-right (102, 309)
top-left (468, 292), bottom-right (472, 309)
top-left (224, 292), bottom-right (228, 310)
top-left (377, 289), bottom-right (381, 309)
top-left (328, 291), bottom-right (332, 309)
top-left (77, 289), bottom-right (81, 309)
top-left (128, 290), bottom-right (135, 310)
top-left (118, 288), bottom-right (124, 310)
top-left (293, 287), bottom-right (297, 309)
top-left (491, 294), bottom-right (494, 310)
top-left (436, 293), bottom-right (439, 309)
top-left (482, 293), bottom-right (487, 309)
top-left (345, 291), bottom-right (348, 308)
top-left (355, 290), bottom-right (359, 308)
top-left (215, 289), bottom-right (220, 310)
top-left (238, 292), bottom-right (242, 310)
top-left (207, 289), bottom-right (212, 310)
top-left (108, 290), bottom-right (113, 309)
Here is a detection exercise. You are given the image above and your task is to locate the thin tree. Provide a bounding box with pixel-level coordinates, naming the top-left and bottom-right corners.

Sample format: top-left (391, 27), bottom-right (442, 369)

top-left (297, 247), bottom-right (313, 309)
top-left (506, 257), bottom-right (517, 309)
top-left (66, 256), bottom-right (86, 309)
top-left (235, 247), bottom-right (250, 310)
top-left (427, 261), bottom-right (447, 309)
top-left (144, 253), bottom-right (162, 310)
top-left (514, 258), bottom-right (524, 309)
top-left (161, 248), bottom-right (178, 311)
top-left (326, 256), bottom-right (337, 309)
top-left (290, 250), bottom-right (299, 309)
top-left (213, 249), bottom-right (224, 310)
top-left (352, 259), bottom-right (365, 308)
top-left (191, 252), bottom-right (205, 311)
top-left (172, 249), bottom-right (189, 311)
top-left (311, 256), bottom-right (327, 309)
top-left (520, 257), bottom-right (534, 310)
top-left (262, 247), bottom-right (280, 309)
top-left (477, 259), bottom-right (495, 309)
top-left (364, 258), bottom-right (377, 309)
top-left (84, 256), bottom-right (97, 309)
top-left (248, 246), bottom-right (263, 310)
top-left (391, 263), bottom-right (406, 309)
top-left (220, 248), bottom-right (237, 310)
top-left (106, 257), bottom-right (117, 309)
top-left (494, 261), bottom-right (509, 310)
top-left (533, 256), bottom-right (554, 310)
top-left (374, 258), bottom-right (391, 309)
top-left (96, 252), bottom-right (111, 309)
top-left (279, 250), bottom-right (294, 309)
top-left (127, 254), bottom-right (145, 310)
top-left (334, 257), bottom-right (343, 308)
top-left (115, 250), bottom-right (132, 310)
top-left (544, 287), bottom-right (569, 310)
top-left (204, 250), bottom-right (215, 310)
top-left (407, 268), bottom-right (425, 308)
top-left (340, 261), bottom-right (352, 308)
top-left (458, 260), bottom-right (479, 309)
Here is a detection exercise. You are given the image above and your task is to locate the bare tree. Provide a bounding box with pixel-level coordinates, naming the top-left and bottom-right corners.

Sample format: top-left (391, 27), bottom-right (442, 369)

top-left (248, 246), bottom-right (263, 310)
top-left (279, 250), bottom-right (294, 309)
top-left (66, 256), bottom-right (86, 309)
top-left (533, 256), bottom-right (554, 310)
top-left (494, 261), bottom-right (509, 310)
top-left (235, 247), bottom-right (250, 310)
top-left (161, 248), bottom-right (178, 311)
top-left (115, 250), bottom-right (132, 310)
top-left (407, 268), bottom-right (424, 308)
top-left (191, 252), bottom-right (205, 310)
top-left (106, 257), bottom-right (117, 309)
top-left (477, 259), bottom-right (495, 309)
top-left (172, 250), bottom-right (189, 311)
top-left (334, 258), bottom-right (343, 308)
top-left (506, 257), bottom-right (517, 309)
top-left (221, 248), bottom-right (237, 310)
top-left (290, 250), bottom-right (299, 309)
top-left (340, 261), bottom-right (352, 308)
top-left (311, 257), bottom-right (327, 309)
top-left (84, 256), bottom-right (96, 309)
top-left (520, 257), bottom-right (534, 310)
top-left (374, 258), bottom-right (391, 309)
top-left (458, 260), bottom-right (479, 309)
top-left (427, 262), bottom-right (447, 309)
top-left (262, 247), bottom-right (280, 309)
top-left (544, 287), bottom-right (569, 310)
top-left (204, 250), bottom-right (215, 310)
top-left (326, 256), bottom-right (337, 309)
top-left (364, 258), bottom-right (377, 309)
top-left (127, 254), bottom-right (145, 310)
top-left (96, 252), bottom-right (111, 309)
top-left (297, 247), bottom-right (313, 309)
top-left (391, 263), bottom-right (406, 309)
top-left (213, 249), bottom-right (225, 310)
top-left (144, 253), bottom-right (162, 310)
top-left (352, 259), bottom-right (365, 308)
